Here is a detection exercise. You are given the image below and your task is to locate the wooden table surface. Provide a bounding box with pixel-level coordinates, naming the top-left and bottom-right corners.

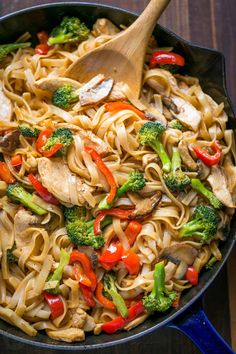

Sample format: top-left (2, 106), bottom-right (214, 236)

top-left (0, 1), bottom-right (235, 353)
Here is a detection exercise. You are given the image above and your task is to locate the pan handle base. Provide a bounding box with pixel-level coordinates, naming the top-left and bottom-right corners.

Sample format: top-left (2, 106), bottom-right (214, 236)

top-left (169, 301), bottom-right (234, 354)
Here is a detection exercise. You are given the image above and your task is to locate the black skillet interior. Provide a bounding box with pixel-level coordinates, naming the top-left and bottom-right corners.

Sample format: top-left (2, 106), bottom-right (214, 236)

top-left (0, 2), bottom-right (235, 350)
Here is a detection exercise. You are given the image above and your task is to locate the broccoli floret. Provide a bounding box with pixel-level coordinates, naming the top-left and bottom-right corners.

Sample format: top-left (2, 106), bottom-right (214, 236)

top-left (143, 261), bottom-right (177, 313)
top-left (42, 127), bottom-right (73, 155)
top-left (44, 248), bottom-right (70, 294)
top-left (138, 121), bottom-right (171, 172)
top-left (103, 273), bottom-right (128, 318)
top-left (168, 119), bottom-right (184, 131)
top-left (62, 205), bottom-right (87, 223)
top-left (163, 147), bottom-right (190, 192)
top-left (159, 64), bottom-right (180, 73)
top-left (52, 84), bottom-right (79, 109)
top-left (6, 183), bottom-right (47, 215)
top-left (18, 124), bottom-right (39, 138)
top-left (7, 246), bottom-right (17, 264)
top-left (179, 204), bottom-right (219, 243)
top-left (98, 171), bottom-right (146, 210)
top-left (48, 17), bottom-right (89, 46)
top-left (191, 178), bottom-right (223, 209)
top-left (0, 42), bottom-right (31, 61)
top-left (66, 217), bottom-right (111, 249)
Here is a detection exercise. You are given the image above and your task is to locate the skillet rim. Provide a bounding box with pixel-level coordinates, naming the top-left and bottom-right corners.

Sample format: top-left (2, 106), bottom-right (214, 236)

top-left (0, 2), bottom-right (235, 350)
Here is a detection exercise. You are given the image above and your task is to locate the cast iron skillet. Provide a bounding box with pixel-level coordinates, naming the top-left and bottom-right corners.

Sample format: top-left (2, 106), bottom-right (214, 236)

top-left (0, 3), bottom-right (235, 353)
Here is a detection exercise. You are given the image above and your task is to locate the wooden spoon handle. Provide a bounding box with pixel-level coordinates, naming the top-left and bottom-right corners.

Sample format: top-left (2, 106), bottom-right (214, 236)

top-left (127, 0), bottom-right (171, 40)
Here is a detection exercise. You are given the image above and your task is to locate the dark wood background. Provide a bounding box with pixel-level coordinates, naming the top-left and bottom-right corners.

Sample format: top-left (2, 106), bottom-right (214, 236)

top-left (0, 1), bottom-right (235, 353)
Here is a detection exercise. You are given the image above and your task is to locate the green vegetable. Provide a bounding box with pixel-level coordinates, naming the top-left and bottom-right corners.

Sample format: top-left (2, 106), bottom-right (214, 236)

top-left (179, 204), bottom-right (219, 243)
top-left (163, 147), bottom-right (190, 192)
top-left (44, 248), bottom-right (70, 294)
top-left (0, 42), bottom-right (31, 61)
top-left (159, 64), bottom-right (180, 73)
top-left (168, 119), bottom-right (184, 131)
top-left (18, 124), bottom-right (39, 138)
top-left (138, 121), bottom-right (171, 172)
top-left (205, 256), bottom-right (218, 269)
top-left (62, 205), bottom-right (87, 223)
top-left (143, 261), bottom-right (177, 313)
top-left (7, 183), bottom-right (47, 215)
top-left (191, 178), bottom-right (223, 209)
top-left (98, 170), bottom-right (146, 210)
top-left (66, 218), bottom-right (110, 249)
top-left (103, 272), bottom-right (128, 318)
top-left (7, 246), bottom-right (17, 264)
top-left (52, 84), bottom-right (79, 109)
top-left (48, 17), bottom-right (89, 46)
top-left (42, 127), bottom-right (73, 155)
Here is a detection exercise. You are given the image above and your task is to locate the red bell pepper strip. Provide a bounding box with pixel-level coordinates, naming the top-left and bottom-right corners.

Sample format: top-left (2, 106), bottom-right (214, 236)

top-left (80, 283), bottom-right (96, 307)
top-left (193, 141), bottom-right (222, 166)
top-left (125, 220), bottom-right (142, 246)
top-left (43, 292), bottom-right (64, 320)
top-left (99, 243), bottom-right (123, 264)
top-left (0, 162), bottom-right (15, 184)
top-left (36, 129), bottom-right (63, 157)
top-left (35, 31), bottom-right (50, 55)
top-left (28, 173), bottom-right (59, 205)
top-left (11, 155), bottom-right (22, 167)
top-left (99, 260), bottom-right (117, 271)
top-left (124, 294), bottom-right (143, 308)
top-left (149, 51), bottom-right (185, 69)
top-left (95, 281), bottom-right (116, 310)
top-left (121, 249), bottom-right (140, 275)
top-left (84, 146), bottom-right (117, 205)
top-left (94, 208), bottom-right (134, 235)
top-left (73, 264), bottom-right (92, 288)
top-left (102, 301), bottom-right (145, 334)
top-left (70, 251), bottom-right (97, 291)
top-left (105, 102), bottom-right (145, 119)
top-left (185, 266), bottom-right (198, 286)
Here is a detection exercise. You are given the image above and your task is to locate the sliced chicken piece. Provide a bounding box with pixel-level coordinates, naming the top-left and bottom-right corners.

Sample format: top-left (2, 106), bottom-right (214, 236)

top-left (78, 130), bottom-right (112, 156)
top-left (37, 157), bottom-right (92, 206)
top-left (83, 314), bottom-right (96, 332)
top-left (35, 77), bottom-right (81, 94)
top-left (108, 81), bottom-right (126, 101)
top-left (160, 244), bottom-right (198, 265)
top-left (92, 18), bottom-right (120, 36)
top-left (170, 95), bottom-right (201, 131)
top-left (0, 130), bottom-right (20, 153)
top-left (128, 192), bottom-right (162, 219)
top-left (0, 82), bottom-right (13, 121)
top-left (46, 328), bottom-right (85, 342)
top-left (79, 78), bottom-right (114, 106)
top-left (178, 140), bottom-right (197, 171)
top-left (70, 308), bottom-right (87, 329)
top-left (14, 209), bottom-right (43, 249)
top-left (207, 166), bottom-right (234, 208)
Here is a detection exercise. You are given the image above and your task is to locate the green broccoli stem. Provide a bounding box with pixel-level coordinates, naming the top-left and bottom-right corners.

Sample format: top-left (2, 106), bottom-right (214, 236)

top-left (171, 147), bottom-right (181, 172)
top-left (191, 179), bottom-right (211, 199)
top-left (0, 43), bottom-right (31, 60)
top-left (109, 288), bottom-right (128, 318)
top-left (48, 35), bottom-right (71, 46)
top-left (179, 219), bottom-right (204, 237)
top-left (98, 183), bottom-right (130, 210)
top-left (45, 249), bottom-right (70, 293)
top-left (150, 140), bottom-right (171, 173)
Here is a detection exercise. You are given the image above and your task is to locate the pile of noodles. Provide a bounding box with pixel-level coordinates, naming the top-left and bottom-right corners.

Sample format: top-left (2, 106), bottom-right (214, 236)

top-left (0, 18), bottom-right (235, 342)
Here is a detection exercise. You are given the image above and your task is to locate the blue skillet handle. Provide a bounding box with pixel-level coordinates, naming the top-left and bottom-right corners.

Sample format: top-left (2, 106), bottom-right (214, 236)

top-left (169, 301), bottom-right (234, 354)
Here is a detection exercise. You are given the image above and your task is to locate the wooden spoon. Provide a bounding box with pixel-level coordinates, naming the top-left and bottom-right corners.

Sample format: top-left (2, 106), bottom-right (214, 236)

top-left (65, 0), bottom-right (171, 99)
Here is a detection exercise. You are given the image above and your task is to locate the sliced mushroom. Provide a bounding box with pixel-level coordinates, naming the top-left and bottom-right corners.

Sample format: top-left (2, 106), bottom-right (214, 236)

top-left (178, 140), bottom-right (197, 171)
top-left (128, 192), bottom-right (162, 219)
top-left (207, 166), bottom-right (234, 207)
top-left (35, 77), bottom-right (81, 94)
top-left (0, 82), bottom-right (13, 121)
top-left (0, 130), bottom-right (20, 153)
top-left (46, 328), bottom-right (85, 342)
top-left (160, 244), bottom-right (198, 265)
top-left (162, 95), bottom-right (179, 114)
top-left (79, 78), bottom-right (114, 106)
top-left (174, 260), bottom-right (188, 279)
top-left (170, 95), bottom-right (201, 131)
top-left (197, 159), bottom-right (210, 180)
